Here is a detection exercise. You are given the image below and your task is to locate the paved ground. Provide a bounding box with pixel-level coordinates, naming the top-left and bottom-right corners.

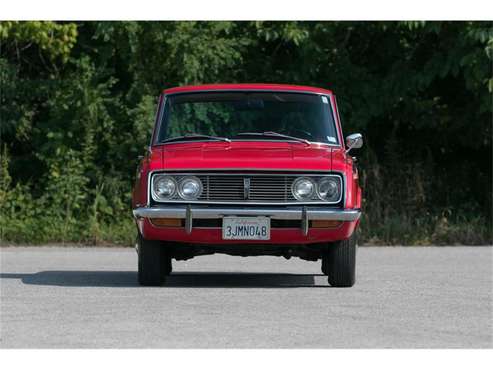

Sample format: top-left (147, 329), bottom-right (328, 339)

top-left (0, 246), bottom-right (491, 348)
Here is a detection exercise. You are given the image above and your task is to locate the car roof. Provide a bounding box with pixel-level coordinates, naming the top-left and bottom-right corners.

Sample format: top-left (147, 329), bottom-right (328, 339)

top-left (163, 83), bottom-right (333, 95)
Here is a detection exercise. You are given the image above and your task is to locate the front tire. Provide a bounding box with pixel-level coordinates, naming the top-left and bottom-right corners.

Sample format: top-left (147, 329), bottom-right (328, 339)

top-left (324, 231), bottom-right (357, 287)
top-left (137, 234), bottom-right (172, 286)
top-left (321, 257), bottom-right (329, 275)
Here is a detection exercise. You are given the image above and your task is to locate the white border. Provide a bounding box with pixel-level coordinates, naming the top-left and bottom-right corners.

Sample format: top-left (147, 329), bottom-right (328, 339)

top-left (0, 0), bottom-right (492, 20)
top-left (1, 0), bottom-right (492, 366)
top-left (1, 349), bottom-right (493, 370)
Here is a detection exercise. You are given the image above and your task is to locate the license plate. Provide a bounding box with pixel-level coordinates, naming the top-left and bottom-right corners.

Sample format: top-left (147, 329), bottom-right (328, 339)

top-left (222, 217), bottom-right (270, 240)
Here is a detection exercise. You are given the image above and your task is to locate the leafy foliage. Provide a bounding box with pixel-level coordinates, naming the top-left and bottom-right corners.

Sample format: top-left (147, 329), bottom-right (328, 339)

top-left (1, 21), bottom-right (491, 245)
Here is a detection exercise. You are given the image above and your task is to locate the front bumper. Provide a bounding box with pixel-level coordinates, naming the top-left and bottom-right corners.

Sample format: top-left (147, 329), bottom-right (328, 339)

top-left (133, 205), bottom-right (361, 237)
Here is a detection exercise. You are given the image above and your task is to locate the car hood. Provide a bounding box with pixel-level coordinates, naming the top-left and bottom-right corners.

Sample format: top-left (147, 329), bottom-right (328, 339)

top-left (153, 141), bottom-right (335, 171)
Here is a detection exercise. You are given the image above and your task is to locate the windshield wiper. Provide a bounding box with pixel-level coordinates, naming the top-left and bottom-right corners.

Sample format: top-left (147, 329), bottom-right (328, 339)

top-left (160, 134), bottom-right (231, 144)
top-left (234, 131), bottom-right (310, 145)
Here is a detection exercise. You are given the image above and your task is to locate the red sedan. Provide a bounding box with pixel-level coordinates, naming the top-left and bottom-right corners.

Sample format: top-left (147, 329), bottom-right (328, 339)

top-left (132, 84), bottom-right (363, 287)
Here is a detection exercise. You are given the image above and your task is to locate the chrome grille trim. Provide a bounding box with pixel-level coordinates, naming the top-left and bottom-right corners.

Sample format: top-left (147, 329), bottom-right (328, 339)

top-left (149, 171), bottom-right (344, 205)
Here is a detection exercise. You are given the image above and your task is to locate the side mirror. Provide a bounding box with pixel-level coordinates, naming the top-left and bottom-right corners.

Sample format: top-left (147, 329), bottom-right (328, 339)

top-left (345, 133), bottom-right (363, 153)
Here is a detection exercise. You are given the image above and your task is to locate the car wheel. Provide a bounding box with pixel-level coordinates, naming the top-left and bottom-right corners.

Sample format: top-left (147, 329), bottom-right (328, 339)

top-left (326, 231), bottom-right (357, 287)
top-left (137, 234), bottom-right (171, 286)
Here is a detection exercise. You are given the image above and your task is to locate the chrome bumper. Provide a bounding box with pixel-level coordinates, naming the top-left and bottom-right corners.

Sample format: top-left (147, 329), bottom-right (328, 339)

top-left (133, 205), bottom-right (361, 236)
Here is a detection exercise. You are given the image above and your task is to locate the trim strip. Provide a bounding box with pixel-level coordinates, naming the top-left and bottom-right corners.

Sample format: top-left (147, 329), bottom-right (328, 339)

top-left (152, 139), bottom-right (341, 148)
top-left (164, 89), bottom-right (331, 97)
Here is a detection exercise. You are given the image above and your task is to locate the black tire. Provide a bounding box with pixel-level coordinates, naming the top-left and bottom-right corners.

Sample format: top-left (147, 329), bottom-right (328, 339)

top-left (137, 234), bottom-right (172, 286)
top-left (326, 231), bottom-right (357, 287)
top-left (321, 256), bottom-right (329, 275)
top-left (162, 247), bottom-right (173, 276)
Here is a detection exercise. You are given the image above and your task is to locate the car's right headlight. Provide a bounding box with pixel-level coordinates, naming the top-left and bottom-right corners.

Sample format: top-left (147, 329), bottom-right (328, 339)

top-left (152, 175), bottom-right (177, 201)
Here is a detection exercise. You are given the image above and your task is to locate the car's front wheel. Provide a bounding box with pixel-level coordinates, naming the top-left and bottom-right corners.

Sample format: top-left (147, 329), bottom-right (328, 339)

top-left (137, 234), bottom-right (172, 286)
top-left (321, 257), bottom-right (329, 275)
top-left (322, 231), bottom-right (357, 287)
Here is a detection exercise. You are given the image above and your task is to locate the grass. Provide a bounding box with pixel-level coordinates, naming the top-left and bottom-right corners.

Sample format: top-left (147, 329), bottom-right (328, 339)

top-left (359, 213), bottom-right (492, 246)
top-left (0, 216), bottom-right (136, 247)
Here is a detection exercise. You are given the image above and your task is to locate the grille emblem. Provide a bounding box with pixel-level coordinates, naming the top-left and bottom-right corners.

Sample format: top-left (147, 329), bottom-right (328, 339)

top-left (243, 178), bottom-right (251, 200)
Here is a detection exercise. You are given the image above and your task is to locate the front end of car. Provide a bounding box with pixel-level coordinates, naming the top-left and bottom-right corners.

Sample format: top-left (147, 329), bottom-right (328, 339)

top-left (133, 169), bottom-right (360, 245)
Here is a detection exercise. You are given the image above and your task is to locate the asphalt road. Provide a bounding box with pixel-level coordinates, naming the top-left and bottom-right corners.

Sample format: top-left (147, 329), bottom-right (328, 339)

top-left (0, 246), bottom-right (491, 348)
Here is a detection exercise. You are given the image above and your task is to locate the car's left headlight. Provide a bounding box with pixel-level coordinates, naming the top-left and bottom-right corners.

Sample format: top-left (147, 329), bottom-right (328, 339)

top-left (178, 176), bottom-right (203, 200)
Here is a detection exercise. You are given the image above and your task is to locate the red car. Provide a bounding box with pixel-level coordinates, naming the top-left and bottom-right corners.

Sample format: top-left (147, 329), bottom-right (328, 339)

top-left (132, 84), bottom-right (363, 287)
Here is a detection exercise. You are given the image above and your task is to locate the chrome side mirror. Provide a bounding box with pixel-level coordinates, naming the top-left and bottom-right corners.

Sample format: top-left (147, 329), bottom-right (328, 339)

top-left (345, 133), bottom-right (363, 153)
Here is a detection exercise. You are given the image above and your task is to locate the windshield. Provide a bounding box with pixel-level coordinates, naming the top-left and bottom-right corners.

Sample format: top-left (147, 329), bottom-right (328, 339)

top-left (156, 92), bottom-right (339, 144)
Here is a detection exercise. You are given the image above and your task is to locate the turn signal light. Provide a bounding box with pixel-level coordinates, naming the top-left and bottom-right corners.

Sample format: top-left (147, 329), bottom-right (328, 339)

top-left (150, 218), bottom-right (183, 227)
top-left (311, 220), bottom-right (343, 229)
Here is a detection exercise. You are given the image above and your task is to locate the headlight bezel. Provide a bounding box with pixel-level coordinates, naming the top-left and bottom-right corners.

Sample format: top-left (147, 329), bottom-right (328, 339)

top-left (151, 174), bottom-right (203, 202)
top-left (291, 175), bottom-right (342, 203)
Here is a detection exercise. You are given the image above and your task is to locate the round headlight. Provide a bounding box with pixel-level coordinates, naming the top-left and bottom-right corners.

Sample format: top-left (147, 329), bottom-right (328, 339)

top-left (291, 177), bottom-right (315, 201)
top-left (317, 177), bottom-right (341, 202)
top-left (153, 175), bottom-right (177, 200)
top-left (178, 176), bottom-right (203, 200)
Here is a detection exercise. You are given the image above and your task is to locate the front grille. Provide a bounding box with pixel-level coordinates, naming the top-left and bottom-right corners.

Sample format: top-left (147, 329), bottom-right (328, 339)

top-left (196, 175), bottom-right (297, 202)
top-left (150, 172), bottom-right (343, 205)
